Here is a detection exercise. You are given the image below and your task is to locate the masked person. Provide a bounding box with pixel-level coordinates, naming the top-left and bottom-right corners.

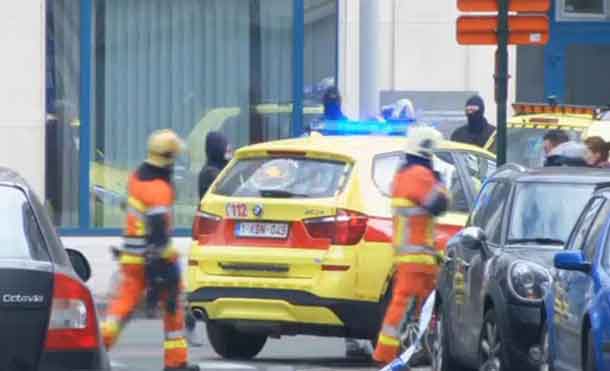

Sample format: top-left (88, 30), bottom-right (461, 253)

top-left (373, 126), bottom-right (449, 366)
top-left (322, 86), bottom-right (348, 121)
top-left (198, 131), bottom-right (232, 200)
top-left (450, 95), bottom-right (495, 148)
top-left (185, 131), bottom-right (232, 347)
top-left (101, 130), bottom-right (200, 371)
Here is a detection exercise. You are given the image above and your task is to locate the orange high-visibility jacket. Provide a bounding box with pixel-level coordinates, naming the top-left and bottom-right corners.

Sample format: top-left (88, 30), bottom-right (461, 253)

top-left (391, 164), bottom-right (449, 274)
top-left (121, 163), bottom-right (175, 264)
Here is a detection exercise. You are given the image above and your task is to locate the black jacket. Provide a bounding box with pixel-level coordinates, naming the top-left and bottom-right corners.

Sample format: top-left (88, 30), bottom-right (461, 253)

top-left (451, 95), bottom-right (496, 148)
top-left (450, 122), bottom-right (495, 148)
top-left (198, 132), bottom-right (229, 199)
top-left (543, 141), bottom-right (588, 167)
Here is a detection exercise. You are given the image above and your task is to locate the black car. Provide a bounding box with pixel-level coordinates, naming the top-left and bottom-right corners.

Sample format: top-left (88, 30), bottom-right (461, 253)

top-left (431, 165), bottom-right (610, 371)
top-left (0, 168), bottom-right (110, 371)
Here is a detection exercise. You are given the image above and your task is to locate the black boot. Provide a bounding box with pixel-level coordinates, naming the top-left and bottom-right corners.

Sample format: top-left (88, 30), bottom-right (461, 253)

top-left (164, 364), bottom-right (200, 371)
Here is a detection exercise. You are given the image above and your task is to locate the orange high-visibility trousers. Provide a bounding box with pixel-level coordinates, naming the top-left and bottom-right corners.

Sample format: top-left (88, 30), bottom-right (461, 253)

top-left (373, 264), bottom-right (437, 365)
top-left (101, 262), bottom-right (188, 368)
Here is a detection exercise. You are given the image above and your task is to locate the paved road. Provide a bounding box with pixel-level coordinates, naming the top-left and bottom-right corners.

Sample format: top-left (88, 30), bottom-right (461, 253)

top-left (109, 320), bottom-right (430, 371)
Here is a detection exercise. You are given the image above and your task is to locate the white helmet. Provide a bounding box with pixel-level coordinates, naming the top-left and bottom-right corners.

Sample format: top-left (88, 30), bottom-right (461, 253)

top-left (405, 125), bottom-right (443, 159)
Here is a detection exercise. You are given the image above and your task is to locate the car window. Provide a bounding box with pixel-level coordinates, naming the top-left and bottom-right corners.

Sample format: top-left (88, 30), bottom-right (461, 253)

top-left (509, 183), bottom-right (594, 246)
top-left (568, 197), bottom-right (605, 252)
top-left (435, 151), bottom-right (470, 213)
top-left (214, 157), bottom-right (351, 198)
top-left (469, 181), bottom-right (509, 244)
top-left (0, 186), bottom-right (50, 261)
top-left (372, 153), bottom-right (403, 197)
top-left (463, 153), bottom-right (496, 184)
top-left (507, 127), bottom-right (582, 168)
top-left (582, 200), bottom-right (610, 260)
top-left (372, 151), bottom-right (469, 213)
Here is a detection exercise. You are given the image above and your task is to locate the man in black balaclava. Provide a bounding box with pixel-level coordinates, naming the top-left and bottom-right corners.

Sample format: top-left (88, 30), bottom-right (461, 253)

top-left (198, 131), bottom-right (231, 200)
top-left (450, 95), bottom-right (496, 148)
top-left (322, 86), bottom-right (348, 121)
top-left (187, 131), bottom-right (231, 347)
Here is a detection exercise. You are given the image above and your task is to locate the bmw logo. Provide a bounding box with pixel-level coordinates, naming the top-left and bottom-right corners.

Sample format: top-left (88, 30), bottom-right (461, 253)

top-left (253, 205), bottom-right (264, 218)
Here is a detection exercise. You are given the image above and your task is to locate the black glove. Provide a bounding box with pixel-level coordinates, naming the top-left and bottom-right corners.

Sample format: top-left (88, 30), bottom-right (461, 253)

top-left (144, 250), bottom-right (180, 315)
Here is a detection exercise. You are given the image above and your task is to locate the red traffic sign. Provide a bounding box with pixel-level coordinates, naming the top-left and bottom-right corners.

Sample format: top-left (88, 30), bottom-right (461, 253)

top-left (458, 0), bottom-right (550, 12)
top-left (456, 15), bottom-right (549, 45)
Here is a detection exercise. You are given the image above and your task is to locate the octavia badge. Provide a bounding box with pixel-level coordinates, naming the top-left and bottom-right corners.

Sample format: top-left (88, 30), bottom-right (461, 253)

top-left (253, 205), bottom-right (264, 218)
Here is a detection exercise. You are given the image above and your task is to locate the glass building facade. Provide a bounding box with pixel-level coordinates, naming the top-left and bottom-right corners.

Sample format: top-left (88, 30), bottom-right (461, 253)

top-left (46, 0), bottom-right (338, 233)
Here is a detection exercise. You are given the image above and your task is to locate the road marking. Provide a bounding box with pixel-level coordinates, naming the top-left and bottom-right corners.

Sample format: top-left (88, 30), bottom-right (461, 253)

top-left (110, 360), bottom-right (128, 369)
top-left (197, 362), bottom-right (257, 370)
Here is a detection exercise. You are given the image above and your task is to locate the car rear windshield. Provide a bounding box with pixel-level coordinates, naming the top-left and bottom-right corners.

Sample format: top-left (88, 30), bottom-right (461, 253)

top-left (508, 183), bottom-right (594, 245)
top-left (213, 157), bottom-right (351, 198)
top-left (0, 186), bottom-right (49, 261)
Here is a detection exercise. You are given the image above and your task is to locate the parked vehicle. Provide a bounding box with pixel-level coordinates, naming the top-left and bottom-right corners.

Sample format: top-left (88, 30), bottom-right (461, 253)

top-left (544, 181), bottom-right (610, 371)
top-left (0, 167), bottom-right (110, 371)
top-left (432, 165), bottom-right (610, 371)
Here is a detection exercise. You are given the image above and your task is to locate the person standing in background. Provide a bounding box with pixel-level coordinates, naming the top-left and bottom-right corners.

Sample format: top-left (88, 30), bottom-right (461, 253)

top-left (450, 95), bottom-right (495, 148)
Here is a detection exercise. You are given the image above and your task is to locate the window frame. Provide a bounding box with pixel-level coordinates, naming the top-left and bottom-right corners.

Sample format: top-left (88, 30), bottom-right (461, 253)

top-left (56, 0), bottom-right (340, 236)
top-left (468, 180), bottom-right (512, 246)
top-left (370, 150), bottom-right (475, 213)
top-left (566, 196), bottom-right (606, 252)
top-left (556, 0), bottom-right (609, 21)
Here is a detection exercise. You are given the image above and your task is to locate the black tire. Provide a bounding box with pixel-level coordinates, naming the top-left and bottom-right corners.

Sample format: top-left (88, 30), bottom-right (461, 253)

top-left (399, 298), bottom-right (429, 367)
top-left (479, 309), bottom-right (509, 371)
top-left (585, 329), bottom-right (596, 371)
top-left (432, 303), bottom-right (465, 371)
top-left (206, 322), bottom-right (267, 360)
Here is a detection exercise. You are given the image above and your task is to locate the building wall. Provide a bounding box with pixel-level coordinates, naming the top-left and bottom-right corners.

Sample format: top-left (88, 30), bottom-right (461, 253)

top-left (0, 0), bottom-right (46, 196)
top-left (339, 0), bottom-right (518, 127)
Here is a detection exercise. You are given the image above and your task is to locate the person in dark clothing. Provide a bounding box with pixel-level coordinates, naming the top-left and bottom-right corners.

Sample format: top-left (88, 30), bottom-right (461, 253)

top-left (186, 131), bottom-right (232, 347)
top-left (450, 95), bottom-right (496, 148)
top-left (542, 129), bottom-right (587, 167)
top-left (542, 129), bottom-right (569, 157)
top-left (322, 86), bottom-right (348, 121)
top-left (198, 131), bottom-right (231, 200)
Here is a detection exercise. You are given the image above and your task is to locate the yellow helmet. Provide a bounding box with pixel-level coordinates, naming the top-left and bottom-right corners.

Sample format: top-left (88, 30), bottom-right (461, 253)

top-left (405, 125), bottom-right (443, 159)
top-left (146, 129), bottom-right (186, 168)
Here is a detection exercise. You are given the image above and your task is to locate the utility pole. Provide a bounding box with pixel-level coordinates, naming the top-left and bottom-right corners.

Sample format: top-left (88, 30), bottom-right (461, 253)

top-left (359, 0), bottom-right (379, 118)
top-left (495, 0), bottom-right (509, 165)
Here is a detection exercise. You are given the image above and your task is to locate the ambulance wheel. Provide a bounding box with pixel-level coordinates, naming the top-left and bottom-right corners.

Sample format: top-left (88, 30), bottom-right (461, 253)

top-left (206, 322), bottom-right (267, 359)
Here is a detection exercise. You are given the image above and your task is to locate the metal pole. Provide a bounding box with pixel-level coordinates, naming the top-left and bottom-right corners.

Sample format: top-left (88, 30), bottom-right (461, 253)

top-left (359, 0), bottom-right (379, 118)
top-left (495, 0), bottom-right (509, 165)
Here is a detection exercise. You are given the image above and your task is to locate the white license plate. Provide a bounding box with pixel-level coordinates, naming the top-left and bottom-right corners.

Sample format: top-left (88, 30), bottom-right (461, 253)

top-left (235, 222), bottom-right (289, 239)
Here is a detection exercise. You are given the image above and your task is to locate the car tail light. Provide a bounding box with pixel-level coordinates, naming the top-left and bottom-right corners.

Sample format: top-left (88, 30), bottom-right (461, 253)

top-left (44, 273), bottom-right (99, 350)
top-left (192, 211), bottom-right (221, 240)
top-left (304, 209), bottom-right (368, 245)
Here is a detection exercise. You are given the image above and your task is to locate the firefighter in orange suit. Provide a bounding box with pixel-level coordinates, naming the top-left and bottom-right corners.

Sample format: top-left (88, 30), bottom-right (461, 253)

top-left (101, 129), bottom-right (200, 371)
top-left (373, 126), bottom-right (449, 365)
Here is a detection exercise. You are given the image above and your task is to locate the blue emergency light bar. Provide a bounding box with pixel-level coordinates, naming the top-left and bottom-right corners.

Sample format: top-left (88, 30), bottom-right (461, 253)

top-left (309, 119), bottom-right (412, 136)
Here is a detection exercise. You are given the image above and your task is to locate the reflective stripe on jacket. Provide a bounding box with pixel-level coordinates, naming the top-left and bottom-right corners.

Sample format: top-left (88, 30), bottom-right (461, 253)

top-left (391, 164), bottom-right (448, 269)
top-left (122, 164), bottom-right (175, 261)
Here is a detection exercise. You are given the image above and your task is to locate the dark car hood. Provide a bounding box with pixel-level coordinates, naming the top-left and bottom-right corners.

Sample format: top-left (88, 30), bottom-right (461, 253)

top-left (502, 246), bottom-right (562, 268)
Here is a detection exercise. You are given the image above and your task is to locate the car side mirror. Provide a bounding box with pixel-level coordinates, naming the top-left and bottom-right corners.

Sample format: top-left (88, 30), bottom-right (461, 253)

top-left (65, 248), bottom-right (92, 282)
top-left (554, 251), bottom-right (591, 273)
top-left (460, 226), bottom-right (487, 250)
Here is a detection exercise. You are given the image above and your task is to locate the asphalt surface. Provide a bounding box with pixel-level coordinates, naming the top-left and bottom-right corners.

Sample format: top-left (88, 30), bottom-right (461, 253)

top-left (109, 320), bottom-right (430, 371)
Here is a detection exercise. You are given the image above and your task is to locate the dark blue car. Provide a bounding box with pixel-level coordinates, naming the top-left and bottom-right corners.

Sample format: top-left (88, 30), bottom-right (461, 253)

top-left (544, 183), bottom-right (610, 371)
